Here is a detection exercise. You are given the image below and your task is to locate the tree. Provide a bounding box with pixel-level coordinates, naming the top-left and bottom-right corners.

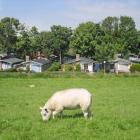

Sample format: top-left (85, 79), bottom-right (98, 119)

top-left (70, 22), bottom-right (115, 61)
top-left (50, 25), bottom-right (72, 64)
top-left (0, 17), bottom-right (20, 54)
top-left (15, 26), bottom-right (31, 59)
top-left (137, 31), bottom-right (140, 56)
top-left (29, 26), bottom-right (41, 56)
top-left (70, 22), bottom-right (97, 58)
top-left (39, 31), bottom-right (52, 57)
top-left (94, 42), bottom-right (115, 62)
top-left (102, 16), bottom-right (119, 37)
top-left (119, 16), bottom-right (137, 56)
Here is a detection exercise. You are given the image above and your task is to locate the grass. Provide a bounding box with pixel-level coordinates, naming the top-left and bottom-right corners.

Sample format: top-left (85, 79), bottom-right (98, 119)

top-left (0, 76), bottom-right (140, 140)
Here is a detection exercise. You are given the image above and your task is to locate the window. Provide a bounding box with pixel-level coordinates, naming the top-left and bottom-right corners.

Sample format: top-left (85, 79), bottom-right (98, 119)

top-left (84, 64), bottom-right (88, 71)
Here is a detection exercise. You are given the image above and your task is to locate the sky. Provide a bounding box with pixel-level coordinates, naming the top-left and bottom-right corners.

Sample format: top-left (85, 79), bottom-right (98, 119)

top-left (0, 0), bottom-right (140, 31)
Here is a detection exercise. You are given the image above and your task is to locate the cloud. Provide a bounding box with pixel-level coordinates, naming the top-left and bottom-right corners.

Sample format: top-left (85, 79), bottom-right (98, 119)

top-left (1, 0), bottom-right (140, 30)
top-left (62, 0), bottom-right (140, 29)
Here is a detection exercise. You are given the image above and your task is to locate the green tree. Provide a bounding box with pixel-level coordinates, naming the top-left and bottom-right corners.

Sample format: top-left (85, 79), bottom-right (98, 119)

top-left (119, 16), bottom-right (137, 56)
top-left (50, 25), bottom-right (72, 64)
top-left (137, 31), bottom-right (140, 56)
top-left (70, 22), bottom-right (96, 58)
top-left (39, 31), bottom-right (52, 57)
top-left (29, 26), bottom-right (41, 56)
top-left (0, 17), bottom-right (20, 54)
top-left (15, 26), bottom-right (31, 59)
top-left (70, 22), bottom-right (114, 61)
top-left (102, 16), bottom-right (119, 37)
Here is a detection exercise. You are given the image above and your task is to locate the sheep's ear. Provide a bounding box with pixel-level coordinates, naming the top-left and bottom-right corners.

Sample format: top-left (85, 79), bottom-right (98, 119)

top-left (40, 107), bottom-right (43, 110)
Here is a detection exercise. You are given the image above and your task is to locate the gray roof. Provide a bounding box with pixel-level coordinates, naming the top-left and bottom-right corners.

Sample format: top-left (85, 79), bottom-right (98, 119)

top-left (0, 58), bottom-right (24, 64)
top-left (0, 53), bottom-right (7, 58)
top-left (32, 58), bottom-right (50, 65)
top-left (111, 58), bottom-right (131, 65)
top-left (131, 58), bottom-right (140, 63)
top-left (64, 57), bottom-right (94, 64)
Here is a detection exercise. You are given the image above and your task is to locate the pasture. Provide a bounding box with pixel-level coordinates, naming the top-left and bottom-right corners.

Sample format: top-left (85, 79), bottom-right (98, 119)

top-left (0, 76), bottom-right (140, 140)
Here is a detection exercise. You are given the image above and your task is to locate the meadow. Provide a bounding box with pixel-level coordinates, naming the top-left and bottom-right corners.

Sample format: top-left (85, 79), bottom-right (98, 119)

top-left (0, 76), bottom-right (140, 140)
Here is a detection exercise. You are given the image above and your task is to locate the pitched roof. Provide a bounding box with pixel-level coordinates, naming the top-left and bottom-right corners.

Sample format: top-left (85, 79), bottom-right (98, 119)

top-left (131, 58), bottom-right (140, 63)
top-left (32, 58), bottom-right (50, 65)
top-left (64, 57), bottom-right (94, 64)
top-left (0, 53), bottom-right (7, 58)
top-left (111, 58), bottom-right (131, 65)
top-left (0, 58), bottom-right (24, 64)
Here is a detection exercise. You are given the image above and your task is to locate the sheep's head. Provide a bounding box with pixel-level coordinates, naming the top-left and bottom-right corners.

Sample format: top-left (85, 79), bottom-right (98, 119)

top-left (40, 107), bottom-right (51, 121)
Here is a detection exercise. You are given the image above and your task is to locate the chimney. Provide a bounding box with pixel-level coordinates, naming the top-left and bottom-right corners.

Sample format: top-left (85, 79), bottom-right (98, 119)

top-left (37, 51), bottom-right (41, 59)
top-left (26, 56), bottom-right (30, 62)
top-left (76, 54), bottom-right (80, 61)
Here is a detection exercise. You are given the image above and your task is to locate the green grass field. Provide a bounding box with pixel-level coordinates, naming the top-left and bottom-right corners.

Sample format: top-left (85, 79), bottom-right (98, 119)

top-left (0, 76), bottom-right (140, 140)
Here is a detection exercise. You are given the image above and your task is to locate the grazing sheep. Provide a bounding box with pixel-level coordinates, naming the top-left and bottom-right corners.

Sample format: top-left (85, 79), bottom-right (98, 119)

top-left (40, 88), bottom-right (92, 121)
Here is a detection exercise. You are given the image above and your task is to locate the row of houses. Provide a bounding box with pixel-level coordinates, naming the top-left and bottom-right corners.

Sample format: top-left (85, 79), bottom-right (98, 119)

top-left (0, 53), bottom-right (140, 73)
top-left (0, 54), bottom-right (51, 72)
top-left (63, 54), bottom-right (133, 73)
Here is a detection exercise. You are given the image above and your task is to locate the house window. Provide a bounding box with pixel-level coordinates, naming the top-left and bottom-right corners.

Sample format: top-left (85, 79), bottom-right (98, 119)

top-left (110, 64), bottom-right (114, 69)
top-left (84, 64), bottom-right (88, 71)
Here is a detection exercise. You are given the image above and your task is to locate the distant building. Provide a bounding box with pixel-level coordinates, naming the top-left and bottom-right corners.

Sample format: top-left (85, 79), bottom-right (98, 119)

top-left (63, 54), bottom-right (97, 72)
top-left (0, 57), bottom-right (24, 70)
top-left (129, 54), bottom-right (138, 61)
top-left (19, 58), bottom-right (51, 73)
top-left (30, 58), bottom-right (51, 72)
top-left (49, 54), bottom-right (59, 62)
top-left (110, 58), bottom-right (131, 74)
top-left (0, 53), bottom-right (8, 60)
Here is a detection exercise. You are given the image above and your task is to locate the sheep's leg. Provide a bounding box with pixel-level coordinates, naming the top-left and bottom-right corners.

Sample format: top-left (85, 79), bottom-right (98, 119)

top-left (59, 111), bottom-right (63, 118)
top-left (83, 111), bottom-right (88, 119)
top-left (52, 110), bottom-right (62, 119)
top-left (81, 107), bottom-right (91, 119)
top-left (88, 109), bottom-right (92, 120)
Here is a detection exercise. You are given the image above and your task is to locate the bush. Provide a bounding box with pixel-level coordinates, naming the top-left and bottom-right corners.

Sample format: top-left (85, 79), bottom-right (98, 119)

top-left (130, 64), bottom-right (140, 73)
top-left (48, 62), bottom-right (61, 71)
top-left (4, 68), bottom-right (17, 72)
top-left (130, 64), bottom-right (135, 73)
top-left (75, 64), bottom-right (81, 71)
top-left (64, 64), bottom-right (74, 72)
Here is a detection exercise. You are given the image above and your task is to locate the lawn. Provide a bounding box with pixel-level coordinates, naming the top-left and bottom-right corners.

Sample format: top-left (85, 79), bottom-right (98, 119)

top-left (0, 76), bottom-right (140, 140)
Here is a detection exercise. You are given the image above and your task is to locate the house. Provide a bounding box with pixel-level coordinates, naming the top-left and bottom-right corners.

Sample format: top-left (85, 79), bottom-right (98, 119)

top-left (0, 53), bottom-right (8, 60)
top-left (30, 58), bottom-right (51, 72)
top-left (110, 58), bottom-right (131, 74)
top-left (130, 58), bottom-right (140, 64)
top-left (63, 54), bottom-right (96, 72)
top-left (0, 57), bottom-right (24, 70)
top-left (19, 58), bottom-right (51, 73)
top-left (129, 54), bottom-right (138, 61)
top-left (49, 54), bottom-right (59, 62)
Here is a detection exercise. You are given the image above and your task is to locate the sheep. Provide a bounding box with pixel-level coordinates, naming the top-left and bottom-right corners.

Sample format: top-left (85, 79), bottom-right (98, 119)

top-left (40, 88), bottom-right (92, 121)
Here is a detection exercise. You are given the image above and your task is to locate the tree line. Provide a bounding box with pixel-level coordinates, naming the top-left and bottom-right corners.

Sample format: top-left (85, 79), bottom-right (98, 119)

top-left (0, 16), bottom-right (140, 63)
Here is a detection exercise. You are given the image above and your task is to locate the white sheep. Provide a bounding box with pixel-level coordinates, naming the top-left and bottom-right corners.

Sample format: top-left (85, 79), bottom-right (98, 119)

top-left (40, 88), bottom-right (92, 121)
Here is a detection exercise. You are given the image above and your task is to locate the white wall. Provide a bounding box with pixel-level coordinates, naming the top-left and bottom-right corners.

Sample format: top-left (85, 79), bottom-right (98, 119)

top-left (80, 63), bottom-right (84, 71)
top-left (80, 62), bottom-right (93, 72)
top-left (30, 64), bottom-right (42, 72)
top-left (2, 63), bottom-right (12, 70)
top-left (115, 63), bottom-right (130, 73)
top-left (88, 63), bottom-right (93, 72)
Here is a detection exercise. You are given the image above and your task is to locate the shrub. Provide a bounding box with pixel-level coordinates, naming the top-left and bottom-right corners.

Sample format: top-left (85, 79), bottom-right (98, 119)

top-left (130, 64), bottom-right (135, 73)
top-left (48, 62), bottom-right (61, 71)
top-left (4, 68), bottom-right (17, 72)
top-left (75, 64), bottom-right (81, 71)
top-left (64, 64), bottom-right (74, 72)
top-left (130, 64), bottom-right (140, 73)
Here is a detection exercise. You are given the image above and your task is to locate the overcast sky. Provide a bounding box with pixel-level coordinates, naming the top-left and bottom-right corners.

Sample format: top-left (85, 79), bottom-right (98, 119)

top-left (0, 0), bottom-right (140, 31)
